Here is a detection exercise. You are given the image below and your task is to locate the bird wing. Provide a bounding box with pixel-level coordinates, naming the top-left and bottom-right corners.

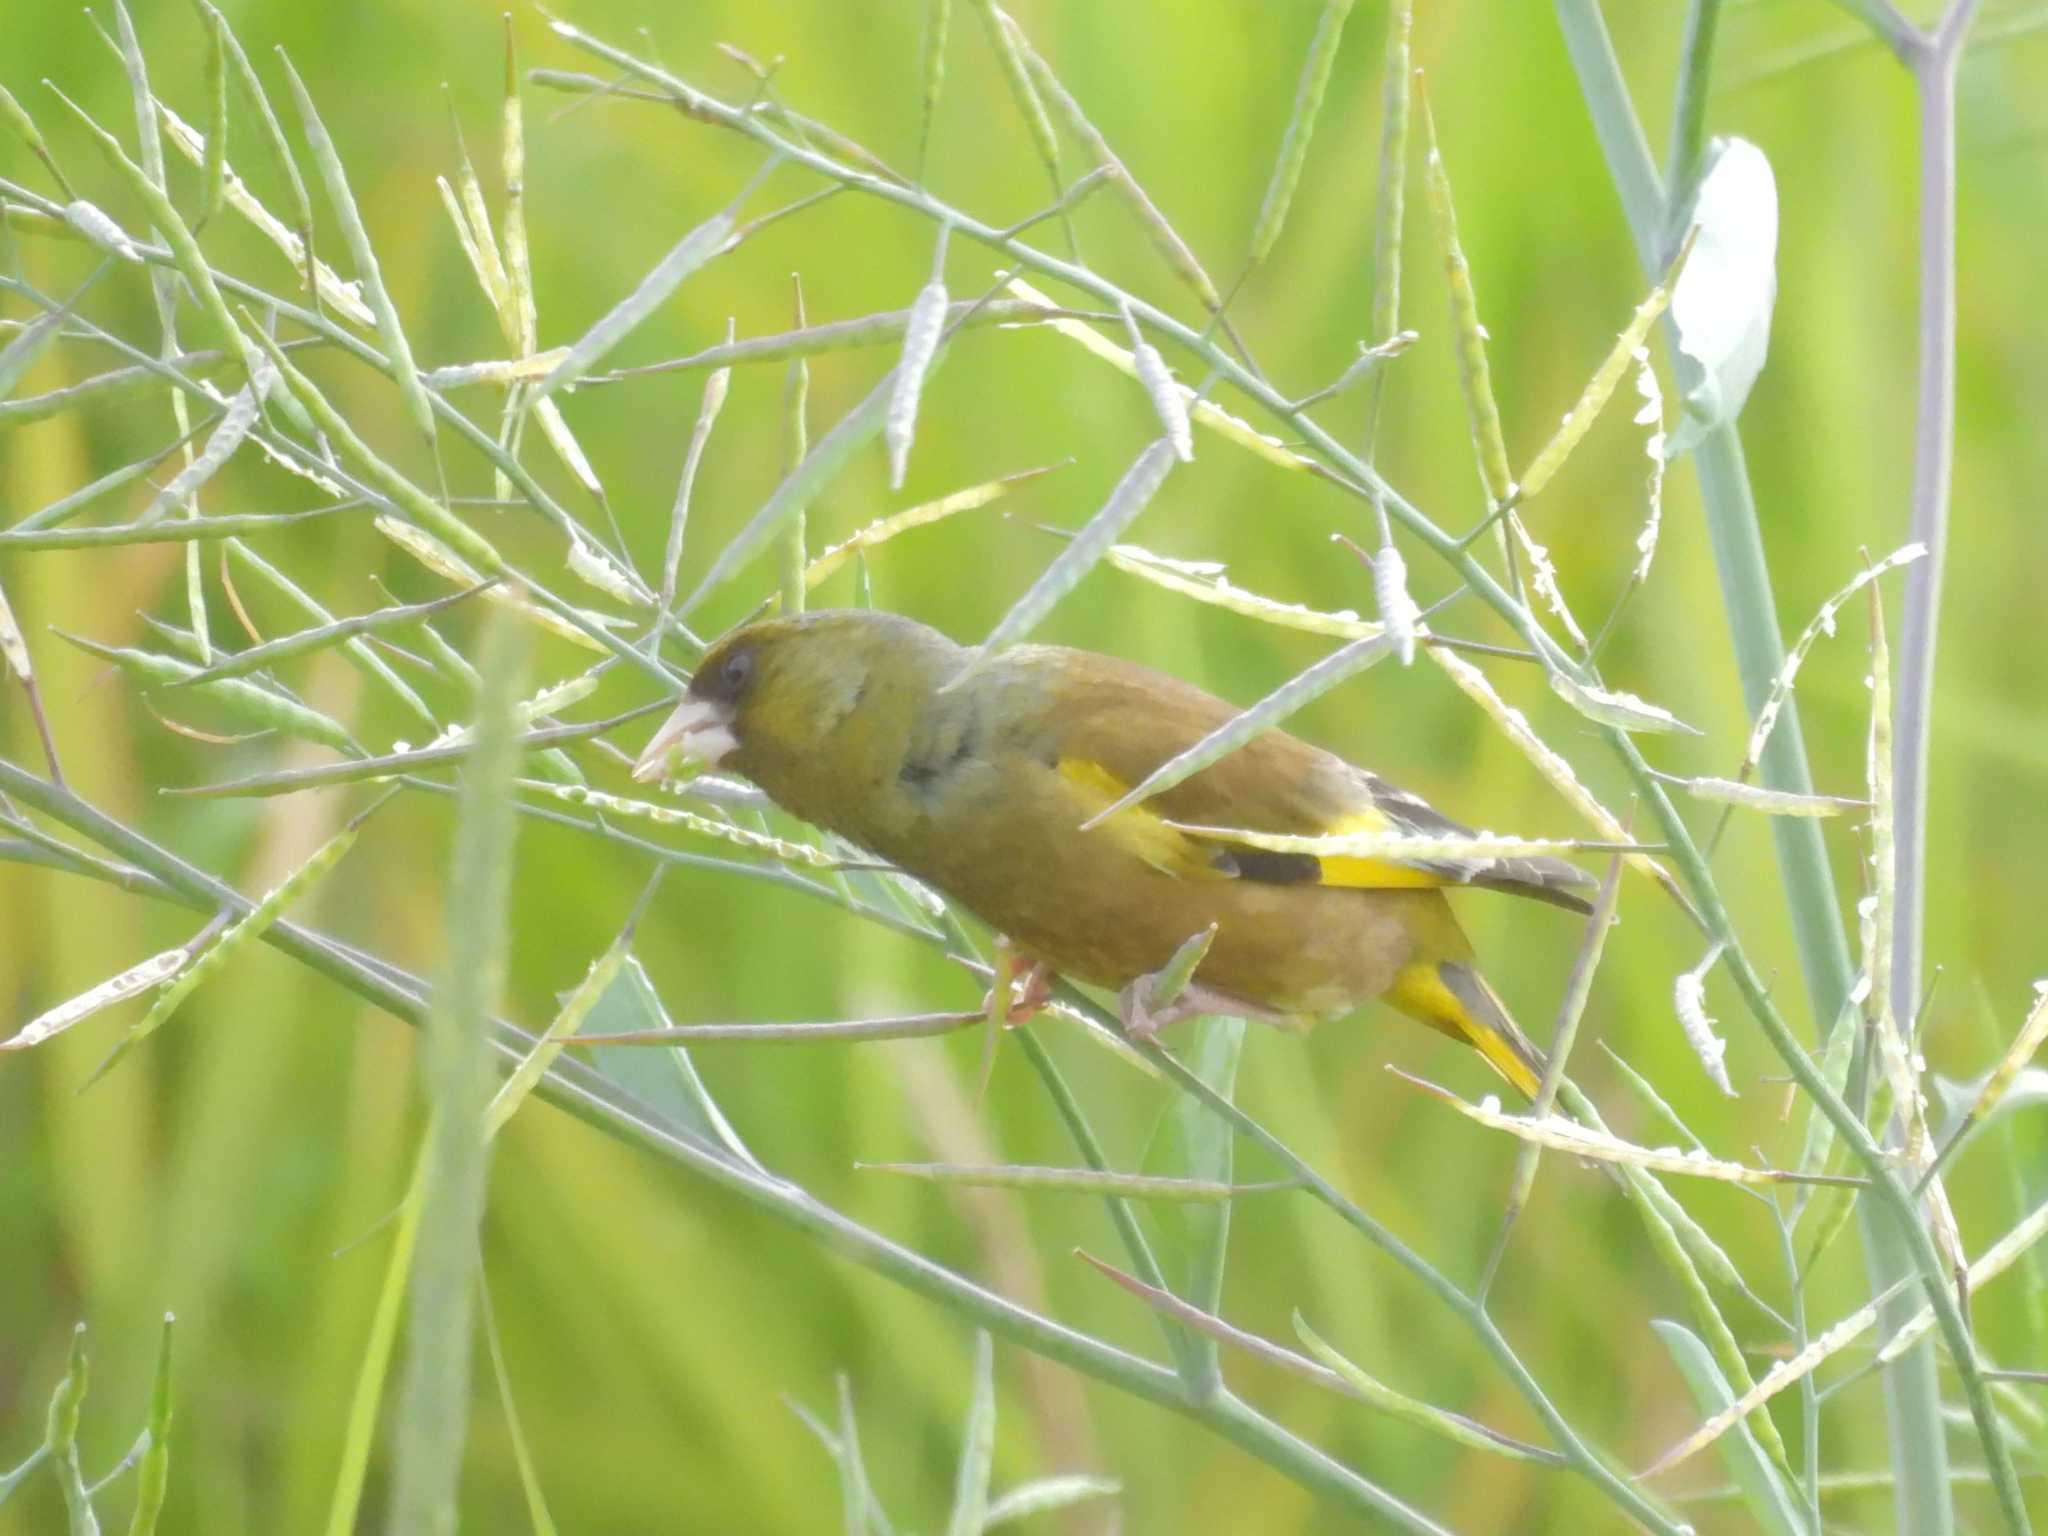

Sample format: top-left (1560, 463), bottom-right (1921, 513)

top-left (1020, 646), bottom-right (1594, 913)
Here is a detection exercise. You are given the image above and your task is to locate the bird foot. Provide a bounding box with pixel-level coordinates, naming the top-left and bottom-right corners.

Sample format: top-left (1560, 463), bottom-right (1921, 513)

top-left (1120, 971), bottom-right (1287, 1042)
top-left (981, 940), bottom-right (1053, 1027)
top-left (1002, 961), bottom-right (1052, 1025)
top-left (1119, 976), bottom-right (1239, 1043)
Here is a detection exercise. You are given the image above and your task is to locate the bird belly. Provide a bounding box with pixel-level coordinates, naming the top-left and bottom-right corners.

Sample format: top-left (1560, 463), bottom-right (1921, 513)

top-left (925, 844), bottom-right (1429, 1025)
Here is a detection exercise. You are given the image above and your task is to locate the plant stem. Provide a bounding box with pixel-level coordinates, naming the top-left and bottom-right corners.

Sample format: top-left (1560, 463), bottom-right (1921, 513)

top-left (1664, 0), bottom-right (1724, 219)
top-left (1882, 8), bottom-right (2000, 1535)
top-left (525, 65), bottom-right (2024, 1527)
top-left (1549, 8), bottom-right (2031, 1531)
top-left (0, 755), bottom-right (1439, 1531)
top-left (1129, 1035), bottom-right (1689, 1535)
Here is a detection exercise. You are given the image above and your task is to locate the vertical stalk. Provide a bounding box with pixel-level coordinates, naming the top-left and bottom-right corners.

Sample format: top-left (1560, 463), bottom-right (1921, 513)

top-left (1663, 0), bottom-right (1723, 215)
top-left (1889, 22), bottom-right (1967, 1111)
top-left (1884, 8), bottom-right (1985, 1533)
top-left (1548, 5), bottom-right (2028, 1532)
top-left (1692, 433), bottom-right (1857, 1024)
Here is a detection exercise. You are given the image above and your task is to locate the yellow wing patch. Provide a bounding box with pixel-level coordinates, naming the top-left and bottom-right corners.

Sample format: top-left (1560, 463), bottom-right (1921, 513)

top-left (1056, 758), bottom-right (1227, 881)
top-left (1309, 808), bottom-right (1454, 892)
top-left (1057, 766), bottom-right (1458, 892)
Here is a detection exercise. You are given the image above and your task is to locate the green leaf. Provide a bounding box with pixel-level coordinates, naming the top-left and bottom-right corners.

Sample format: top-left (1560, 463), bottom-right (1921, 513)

top-left (127, 1315), bottom-right (175, 1536)
top-left (1652, 1320), bottom-right (1806, 1536)
top-left (679, 363), bottom-right (907, 619)
top-left (277, 50), bottom-right (436, 446)
top-left (1294, 1314), bottom-right (1552, 1462)
top-left (1139, 1014), bottom-right (1244, 1393)
top-left (325, 1137), bottom-right (428, 1536)
top-left (943, 1331), bottom-right (995, 1536)
top-left (582, 958), bottom-right (764, 1174)
top-left (984, 1475), bottom-right (1120, 1529)
top-left (389, 612), bottom-right (526, 1536)
top-left (956, 436), bottom-right (1176, 683)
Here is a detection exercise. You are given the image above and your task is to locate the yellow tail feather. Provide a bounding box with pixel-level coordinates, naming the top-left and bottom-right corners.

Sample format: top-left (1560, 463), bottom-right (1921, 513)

top-left (1386, 959), bottom-right (1544, 1099)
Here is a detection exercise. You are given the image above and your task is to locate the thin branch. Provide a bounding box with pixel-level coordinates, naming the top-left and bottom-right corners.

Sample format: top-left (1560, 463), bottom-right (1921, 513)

top-left (0, 751), bottom-right (1458, 1531)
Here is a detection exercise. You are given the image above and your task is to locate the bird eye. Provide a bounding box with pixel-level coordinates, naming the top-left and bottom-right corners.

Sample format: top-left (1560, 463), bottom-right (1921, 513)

top-left (720, 649), bottom-right (754, 693)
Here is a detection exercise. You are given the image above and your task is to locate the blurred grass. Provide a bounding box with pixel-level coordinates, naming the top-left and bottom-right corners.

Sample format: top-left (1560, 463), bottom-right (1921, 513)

top-left (2, 0), bottom-right (2045, 1531)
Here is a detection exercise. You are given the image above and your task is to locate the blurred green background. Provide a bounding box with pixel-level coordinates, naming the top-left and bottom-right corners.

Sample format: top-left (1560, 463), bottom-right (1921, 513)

top-left (3, 0), bottom-right (2045, 1530)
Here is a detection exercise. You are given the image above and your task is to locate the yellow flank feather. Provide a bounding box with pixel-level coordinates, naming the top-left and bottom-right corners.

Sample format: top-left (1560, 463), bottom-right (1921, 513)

top-left (1056, 758), bottom-right (1226, 881)
top-left (1385, 959), bottom-right (1543, 1098)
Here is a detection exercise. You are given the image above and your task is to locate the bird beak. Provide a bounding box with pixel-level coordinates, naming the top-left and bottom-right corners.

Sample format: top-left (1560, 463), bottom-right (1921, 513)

top-left (631, 696), bottom-right (738, 782)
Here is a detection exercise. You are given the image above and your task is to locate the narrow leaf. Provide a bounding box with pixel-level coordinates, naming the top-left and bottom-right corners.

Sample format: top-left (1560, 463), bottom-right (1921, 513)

top-left (389, 614), bottom-right (526, 1534)
top-left (324, 1135), bottom-right (429, 1536)
top-left (137, 385), bottom-right (257, 524)
top-left (1420, 89), bottom-right (1512, 506)
top-left (1518, 230), bottom-right (1691, 502)
top-left (1248, 0), bottom-right (1355, 267)
top-left (278, 51), bottom-right (436, 444)
top-left (84, 809), bottom-right (368, 1088)
top-left (582, 958), bottom-right (765, 1173)
top-left (1139, 1015), bottom-right (1243, 1394)
top-left (534, 186), bottom-right (755, 399)
top-left (1396, 1072), bottom-right (1854, 1185)
top-left (2, 949), bottom-right (189, 1053)
top-left (1007, 279), bottom-right (1306, 471)
top-left (856, 1162), bottom-right (1289, 1202)
top-left (956, 437), bottom-right (1178, 682)
top-left (128, 1315), bottom-right (175, 1536)
top-left (679, 365), bottom-right (906, 618)
top-left (1651, 1322), bottom-right (1806, 1536)
top-left (1120, 302), bottom-right (1192, 461)
top-left (1294, 1314), bottom-right (1554, 1462)
top-left (942, 1331), bottom-right (994, 1536)
top-left (157, 101), bottom-right (371, 324)
top-left (660, 322), bottom-right (733, 612)
top-left (886, 252), bottom-right (949, 487)
top-left (801, 463), bottom-right (1064, 594)
top-left (984, 1476), bottom-right (1120, 1529)
top-left (1082, 630), bottom-right (1395, 828)
top-left (1678, 777), bottom-right (1862, 817)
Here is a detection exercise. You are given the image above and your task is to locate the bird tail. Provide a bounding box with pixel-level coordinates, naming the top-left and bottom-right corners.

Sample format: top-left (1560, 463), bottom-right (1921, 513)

top-left (1387, 958), bottom-right (1546, 1100)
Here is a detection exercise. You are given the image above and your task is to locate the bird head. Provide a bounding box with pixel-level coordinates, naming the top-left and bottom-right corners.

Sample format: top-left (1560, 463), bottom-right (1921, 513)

top-left (630, 609), bottom-right (956, 787)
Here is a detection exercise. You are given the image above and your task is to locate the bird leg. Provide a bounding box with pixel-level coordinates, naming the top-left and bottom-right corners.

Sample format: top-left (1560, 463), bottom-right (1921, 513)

top-left (1119, 977), bottom-right (1256, 1042)
top-left (1119, 922), bottom-right (1226, 1042)
top-left (1001, 960), bottom-right (1053, 1024)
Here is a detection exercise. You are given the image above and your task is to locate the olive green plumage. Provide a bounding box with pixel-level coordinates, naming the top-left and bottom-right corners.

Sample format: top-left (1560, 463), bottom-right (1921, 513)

top-left (636, 609), bottom-right (1593, 1096)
